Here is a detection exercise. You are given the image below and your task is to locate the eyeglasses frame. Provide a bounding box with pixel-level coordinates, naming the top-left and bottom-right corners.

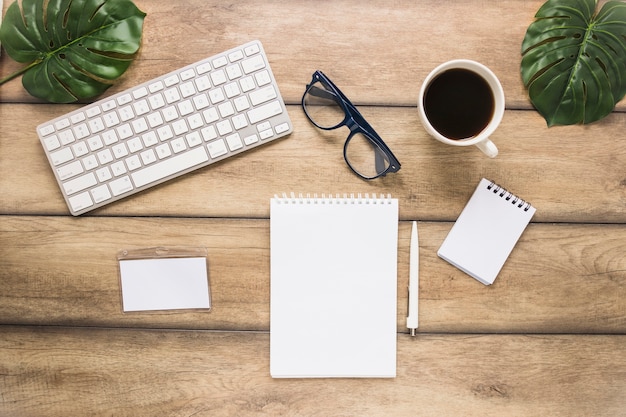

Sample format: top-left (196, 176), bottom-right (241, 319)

top-left (301, 70), bottom-right (401, 180)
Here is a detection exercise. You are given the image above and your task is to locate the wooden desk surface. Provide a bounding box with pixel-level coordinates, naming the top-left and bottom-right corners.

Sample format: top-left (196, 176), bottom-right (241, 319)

top-left (1, 1), bottom-right (625, 415)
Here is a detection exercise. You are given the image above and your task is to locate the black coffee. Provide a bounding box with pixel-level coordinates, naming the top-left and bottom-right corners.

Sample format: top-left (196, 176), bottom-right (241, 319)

top-left (423, 68), bottom-right (495, 140)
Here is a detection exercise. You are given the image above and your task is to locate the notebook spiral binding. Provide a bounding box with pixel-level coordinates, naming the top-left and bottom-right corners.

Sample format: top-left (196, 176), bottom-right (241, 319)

top-left (487, 181), bottom-right (532, 211)
top-left (274, 192), bottom-right (394, 204)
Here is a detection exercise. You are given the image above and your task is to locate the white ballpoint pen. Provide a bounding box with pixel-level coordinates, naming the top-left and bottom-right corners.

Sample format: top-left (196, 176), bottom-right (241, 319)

top-left (407, 221), bottom-right (419, 336)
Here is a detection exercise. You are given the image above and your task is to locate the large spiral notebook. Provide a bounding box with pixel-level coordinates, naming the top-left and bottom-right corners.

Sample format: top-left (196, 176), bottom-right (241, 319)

top-left (438, 178), bottom-right (536, 285)
top-left (270, 193), bottom-right (398, 378)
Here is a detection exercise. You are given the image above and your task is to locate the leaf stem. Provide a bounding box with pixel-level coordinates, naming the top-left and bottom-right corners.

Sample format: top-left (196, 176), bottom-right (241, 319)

top-left (0, 60), bottom-right (41, 86)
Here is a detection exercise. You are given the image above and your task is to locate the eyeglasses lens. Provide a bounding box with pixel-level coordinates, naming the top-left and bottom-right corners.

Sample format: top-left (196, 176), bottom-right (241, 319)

top-left (303, 82), bottom-right (346, 129)
top-left (345, 132), bottom-right (391, 179)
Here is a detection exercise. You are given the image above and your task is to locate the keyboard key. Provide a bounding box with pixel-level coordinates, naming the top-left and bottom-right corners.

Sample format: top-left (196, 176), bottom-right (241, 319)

top-left (156, 143), bottom-right (172, 159)
top-left (131, 146), bottom-right (208, 187)
top-left (133, 99), bottom-right (150, 116)
top-left (201, 126), bottom-right (217, 142)
top-left (125, 155), bottom-right (142, 171)
top-left (240, 76), bottom-right (255, 92)
top-left (103, 112), bottom-right (120, 128)
top-left (212, 56), bottom-right (227, 68)
top-left (195, 76), bottom-right (211, 92)
top-left (39, 124), bottom-right (55, 137)
top-left (113, 143), bottom-right (129, 159)
top-left (207, 139), bottom-right (228, 158)
top-left (244, 134), bottom-right (259, 145)
top-left (187, 114), bottom-right (204, 130)
top-left (226, 133), bottom-right (243, 151)
top-left (180, 82), bottom-right (196, 98)
top-left (110, 176), bottom-right (133, 196)
top-left (228, 50), bottom-right (244, 62)
top-left (82, 155), bottom-right (98, 171)
top-left (148, 93), bottom-right (165, 109)
top-left (148, 81), bottom-right (164, 93)
top-left (142, 131), bottom-right (159, 147)
top-left (87, 135), bottom-right (104, 151)
top-left (196, 62), bottom-right (211, 74)
top-left (244, 44), bottom-right (260, 56)
top-left (133, 87), bottom-right (148, 99)
top-left (171, 137), bottom-right (187, 153)
top-left (57, 160), bottom-right (84, 180)
top-left (247, 100), bottom-right (283, 124)
top-left (127, 137), bottom-right (143, 153)
top-left (86, 106), bottom-right (101, 117)
top-left (102, 100), bottom-right (117, 111)
top-left (111, 161), bottom-right (127, 176)
top-left (102, 131), bottom-right (118, 146)
top-left (72, 142), bottom-right (89, 158)
top-left (63, 172), bottom-right (97, 195)
top-left (140, 149), bottom-right (157, 165)
top-left (255, 70), bottom-right (271, 86)
top-left (97, 149), bottom-right (114, 165)
top-left (164, 88), bottom-right (181, 104)
top-left (91, 184), bottom-right (112, 203)
top-left (51, 147), bottom-right (74, 166)
top-left (232, 114), bottom-right (248, 130)
top-left (119, 105), bottom-right (135, 122)
top-left (249, 85), bottom-right (277, 106)
top-left (73, 123), bottom-right (90, 140)
top-left (58, 130), bottom-right (75, 145)
top-left (259, 129), bottom-right (273, 140)
top-left (208, 88), bottom-right (225, 104)
top-left (70, 112), bottom-right (86, 124)
top-left (96, 167), bottom-right (112, 182)
top-left (242, 54), bottom-right (265, 74)
top-left (88, 117), bottom-right (105, 133)
top-left (55, 118), bottom-right (71, 130)
top-left (275, 122), bottom-right (290, 134)
top-left (43, 135), bottom-right (61, 151)
top-left (164, 74), bottom-right (179, 87)
top-left (211, 69), bottom-right (227, 86)
top-left (226, 64), bottom-right (243, 80)
top-left (160, 107), bottom-right (177, 124)
top-left (69, 192), bottom-right (93, 212)
top-left (186, 131), bottom-right (203, 148)
top-left (117, 93), bottom-right (132, 105)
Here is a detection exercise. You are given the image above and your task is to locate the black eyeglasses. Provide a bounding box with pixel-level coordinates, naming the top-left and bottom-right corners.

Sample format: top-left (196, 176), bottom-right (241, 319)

top-left (301, 70), bottom-right (401, 180)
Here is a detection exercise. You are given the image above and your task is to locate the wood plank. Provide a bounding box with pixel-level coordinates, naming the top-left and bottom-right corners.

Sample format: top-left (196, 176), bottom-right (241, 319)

top-left (1, 326), bottom-right (624, 417)
top-left (1, 217), bottom-right (624, 333)
top-left (1, 103), bottom-right (625, 222)
top-left (2, 0), bottom-right (624, 111)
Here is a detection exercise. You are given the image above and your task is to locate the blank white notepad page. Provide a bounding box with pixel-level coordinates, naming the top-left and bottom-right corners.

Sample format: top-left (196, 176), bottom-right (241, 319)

top-left (438, 178), bottom-right (536, 285)
top-left (270, 195), bottom-right (398, 378)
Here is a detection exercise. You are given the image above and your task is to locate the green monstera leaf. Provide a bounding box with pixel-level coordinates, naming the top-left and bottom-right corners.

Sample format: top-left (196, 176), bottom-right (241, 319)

top-left (0, 0), bottom-right (146, 103)
top-left (521, 0), bottom-right (626, 126)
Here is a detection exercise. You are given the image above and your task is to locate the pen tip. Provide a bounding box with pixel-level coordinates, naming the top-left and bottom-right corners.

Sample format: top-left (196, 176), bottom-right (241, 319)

top-left (410, 328), bottom-right (417, 337)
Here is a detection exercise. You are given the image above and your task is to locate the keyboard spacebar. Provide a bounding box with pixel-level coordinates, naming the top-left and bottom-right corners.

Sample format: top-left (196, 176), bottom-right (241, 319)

top-left (131, 147), bottom-right (209, 188)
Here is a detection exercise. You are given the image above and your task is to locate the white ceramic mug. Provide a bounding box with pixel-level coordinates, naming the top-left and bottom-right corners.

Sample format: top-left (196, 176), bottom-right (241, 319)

top-left (418, 59), bottom-right (504, 158)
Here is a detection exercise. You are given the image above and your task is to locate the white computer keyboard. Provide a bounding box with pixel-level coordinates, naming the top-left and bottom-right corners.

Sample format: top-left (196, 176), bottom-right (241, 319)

top-left (37, 40), bottom-right (292, 215)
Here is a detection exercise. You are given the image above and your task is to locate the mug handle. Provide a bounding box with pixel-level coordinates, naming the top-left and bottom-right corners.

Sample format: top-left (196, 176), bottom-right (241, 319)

top-left (475, 138), bottom-right (498, 158)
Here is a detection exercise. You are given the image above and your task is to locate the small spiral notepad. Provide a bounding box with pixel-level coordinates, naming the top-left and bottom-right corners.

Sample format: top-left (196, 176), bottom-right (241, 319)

top-left (270, 193), bottom-right (398, 378)
top-left (438, 178), bottom-right (536, 285)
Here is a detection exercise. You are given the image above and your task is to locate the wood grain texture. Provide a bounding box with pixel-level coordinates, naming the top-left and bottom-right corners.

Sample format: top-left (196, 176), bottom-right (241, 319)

top-left (1, 327), bottom-right (625, 417)
top-left (1, 104), bottom-right (625, 221)
top-left (1, 217), bottom-right (624, 333)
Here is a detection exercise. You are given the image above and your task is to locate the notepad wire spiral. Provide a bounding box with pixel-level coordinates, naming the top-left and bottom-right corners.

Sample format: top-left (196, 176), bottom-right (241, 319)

top-left (487, 181), bottom-right (533, 211)
top-left (273, 193), bottom-right (394, 204)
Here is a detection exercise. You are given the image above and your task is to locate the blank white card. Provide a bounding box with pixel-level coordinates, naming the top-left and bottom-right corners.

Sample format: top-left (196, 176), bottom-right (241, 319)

top-left (119, 257), bottom-right (210, 312)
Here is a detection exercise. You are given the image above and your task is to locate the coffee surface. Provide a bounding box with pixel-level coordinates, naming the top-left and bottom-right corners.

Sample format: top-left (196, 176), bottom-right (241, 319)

top-left (423, 68), bottom-right (494, 140)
